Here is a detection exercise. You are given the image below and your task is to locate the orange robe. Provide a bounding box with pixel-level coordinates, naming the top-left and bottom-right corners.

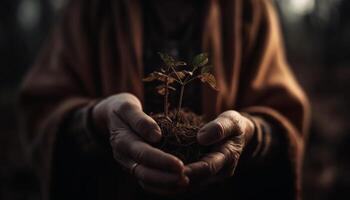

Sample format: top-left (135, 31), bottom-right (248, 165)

top-left (19, 0), bottom-right (310, 199)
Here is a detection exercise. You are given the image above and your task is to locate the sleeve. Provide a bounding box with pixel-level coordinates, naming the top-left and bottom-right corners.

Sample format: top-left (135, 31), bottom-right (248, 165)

top-left (235, 0), bottom-right (311, 198)
top-left (18, 0), bottom-right (106, 199)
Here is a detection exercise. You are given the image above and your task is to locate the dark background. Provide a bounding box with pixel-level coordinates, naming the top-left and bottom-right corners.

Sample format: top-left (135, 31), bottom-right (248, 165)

top-left (1, 0), bottom-right (349, 199)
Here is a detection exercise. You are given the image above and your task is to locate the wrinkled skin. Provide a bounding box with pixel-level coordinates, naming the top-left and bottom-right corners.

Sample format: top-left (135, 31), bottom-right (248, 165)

top-left (93, 93), bottom-right (189, 195)
top-left (185, 111), bottom-right (255, 190)
top-left (92, 93), bottom-right (254, 196)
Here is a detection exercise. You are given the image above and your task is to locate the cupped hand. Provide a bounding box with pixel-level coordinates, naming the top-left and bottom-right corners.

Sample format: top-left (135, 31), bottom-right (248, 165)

top-left (93, 93), bottom-right (189, 195)
top-left (184, 110), bottom-right (255, 188)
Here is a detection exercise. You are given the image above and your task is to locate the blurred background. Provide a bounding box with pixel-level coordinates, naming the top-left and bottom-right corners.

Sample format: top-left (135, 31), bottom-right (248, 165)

top-left (0, 0), bottom-right (349, 199)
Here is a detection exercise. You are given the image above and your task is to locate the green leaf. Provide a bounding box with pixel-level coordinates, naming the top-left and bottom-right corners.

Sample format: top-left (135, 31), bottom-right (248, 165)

top-left (156, 84), bottom-right (176, 95)
top-left (158, 52), bottom-right (175, 67)
top-left (199, 73), bottom-right (218, 91)
top-left (201, 65), bottom-right (213, 74)
top-left (192, 53), bottom-right (208, 71)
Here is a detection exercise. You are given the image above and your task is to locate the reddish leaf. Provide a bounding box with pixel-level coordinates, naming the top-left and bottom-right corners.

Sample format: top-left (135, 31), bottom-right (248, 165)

top-left (143, 72), bottom-right (175, 83)
top-left (170, 71), bottom-right (186, 81)
top-left (156, 84), bottom-right (176, 95)
top-left (199, 73), bottom-right (218, 91)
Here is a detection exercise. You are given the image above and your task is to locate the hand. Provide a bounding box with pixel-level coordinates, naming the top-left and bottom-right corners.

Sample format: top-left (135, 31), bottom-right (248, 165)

top-left (184, 111), bottom-right (255, 189)
top-left (93, 93), bottom-right (189, 195)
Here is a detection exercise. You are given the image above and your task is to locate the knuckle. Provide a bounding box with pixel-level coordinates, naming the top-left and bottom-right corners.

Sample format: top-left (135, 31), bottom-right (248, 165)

top-left (204, 156), bottom-right (218, 175)
top-left (220, 115), bottom-right (243, 137)
top-left (109, 128), bottom-right (122, 138)
top-left (119, 93), bottom-right (141, 105)
top-left (131, 142), bottom-right (146, 161)
top-left (222, 143), bottom-right (234, 156)
top-left (222, 110), bottom-right (240, 118)
top-left (110, 132), bottom-right (123, 148)
top-left (117, 101), bottom-right (134, 114)
top-left (222, 141), bottom-right (243, 163)
top-left (135, 148), bottom-right (145, 162)
top-left (135, 117), bottom-right (149, 132)
top-left (213, 121), bottom-right (225, 139)
top-left (232, 118), bottom-right (244, 135)
top-left (111, 132), bottom-right (136, 157)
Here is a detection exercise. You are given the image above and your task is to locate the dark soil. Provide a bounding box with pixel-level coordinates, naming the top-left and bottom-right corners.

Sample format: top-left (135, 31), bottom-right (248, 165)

top-left (151, 109), bottom-right (208, 164)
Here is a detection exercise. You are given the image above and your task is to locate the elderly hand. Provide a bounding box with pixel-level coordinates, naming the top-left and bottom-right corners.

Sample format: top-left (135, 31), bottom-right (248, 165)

top-left (93, 93), bottom-right (189, 195)
top-left (184, 110), bottom-right (255, 188)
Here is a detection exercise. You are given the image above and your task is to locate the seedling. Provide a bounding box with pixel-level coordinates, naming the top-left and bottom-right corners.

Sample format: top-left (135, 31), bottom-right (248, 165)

top-left (142, 52), bottom-right (218, 163)
top-left (143, 52), bottom-right (218, 119)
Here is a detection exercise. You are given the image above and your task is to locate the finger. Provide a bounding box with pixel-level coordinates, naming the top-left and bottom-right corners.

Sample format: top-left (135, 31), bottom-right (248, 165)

top-left (111, 136), bottom-right (188, 186)
top-left (198, 112), bottom-right (242, 145)
top-left (109, 141), bottom-right (138, 174)
top-left (129, 140), bottom-right (185, 173)
top-left (213, 139), bottom-right (243, 176)
top-left (114, 102), bottom-right (161, 143)
top-left (110, 130), bottom-right (184, 173)
top-left (184, 152), bottom-right (226, 182)
top-left (134, 164), bottom-right (189, 187)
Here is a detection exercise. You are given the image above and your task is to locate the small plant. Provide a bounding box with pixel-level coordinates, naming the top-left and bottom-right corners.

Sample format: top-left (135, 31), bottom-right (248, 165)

top-left (142, 52), bottom-right (218, 163)
top-left (143, 52), bottom-right (218, 118)
top-left (142, 52), bottom-right (186, 118)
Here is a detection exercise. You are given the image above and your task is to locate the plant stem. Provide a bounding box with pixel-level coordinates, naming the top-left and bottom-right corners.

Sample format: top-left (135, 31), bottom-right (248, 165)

top-left (170, 66), bottom-right (183, 84)
top-left (165, 78), bottom-right (169, 117)
top-left (177, 84), bottom-right (185, 117)
top-left (184, 76), bottom-right (199, 85)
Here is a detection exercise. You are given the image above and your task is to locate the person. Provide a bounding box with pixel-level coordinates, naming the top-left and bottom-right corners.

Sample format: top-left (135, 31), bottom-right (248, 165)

top-left (19, 0), bottom-right (310, 199)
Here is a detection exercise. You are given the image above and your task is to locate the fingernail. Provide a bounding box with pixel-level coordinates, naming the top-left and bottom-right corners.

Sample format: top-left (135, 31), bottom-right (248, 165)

top-left (149, 130), bottom-right (162, 143)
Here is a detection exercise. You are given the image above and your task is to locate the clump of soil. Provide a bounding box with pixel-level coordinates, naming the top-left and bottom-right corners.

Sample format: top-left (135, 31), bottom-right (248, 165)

top-left (151, 109), bottom-right (208, 164)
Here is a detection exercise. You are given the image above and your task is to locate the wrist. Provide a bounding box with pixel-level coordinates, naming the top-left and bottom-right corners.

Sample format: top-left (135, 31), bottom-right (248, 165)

top-left (92, 99), bottom-right (110, 140)
top-left (62, 99), bottom-right (110, 155)
top-left (241, 113), bottom-right (256, 146)
top-left (240, 113), bottom-right (263, 159)
top-left (86, 99), bottom-right (116, 153)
